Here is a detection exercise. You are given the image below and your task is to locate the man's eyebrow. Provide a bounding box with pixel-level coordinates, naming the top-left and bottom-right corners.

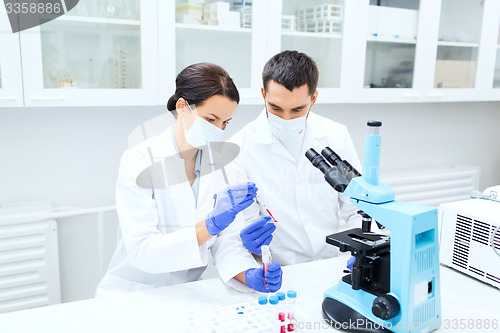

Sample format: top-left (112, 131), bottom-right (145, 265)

top-left (292, 104), bottom-right (308, 110)
top-left (267, 102), bottom-right (282, 109)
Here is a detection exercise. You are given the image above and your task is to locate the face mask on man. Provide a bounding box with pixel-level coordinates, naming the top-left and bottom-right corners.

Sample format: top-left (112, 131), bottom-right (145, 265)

top-left (266, 102), bottom-right (309, 141)
top-left (182, 103), bottom-right (224, 147)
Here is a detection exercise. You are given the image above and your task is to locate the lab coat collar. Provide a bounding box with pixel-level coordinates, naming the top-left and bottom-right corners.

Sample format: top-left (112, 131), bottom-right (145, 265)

top-left (149, 127), bottom-right (178, 160)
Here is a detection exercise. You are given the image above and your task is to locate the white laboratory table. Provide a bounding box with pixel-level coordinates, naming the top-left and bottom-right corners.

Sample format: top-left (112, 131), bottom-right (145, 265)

top-left (0, 254), bottom-right (498, 333)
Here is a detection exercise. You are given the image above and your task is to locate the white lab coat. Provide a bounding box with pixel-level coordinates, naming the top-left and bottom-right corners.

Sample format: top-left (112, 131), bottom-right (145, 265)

top-left (96, 127), bottom-right (259, 296)
top-left (229, 110), bottom-right (362, 266)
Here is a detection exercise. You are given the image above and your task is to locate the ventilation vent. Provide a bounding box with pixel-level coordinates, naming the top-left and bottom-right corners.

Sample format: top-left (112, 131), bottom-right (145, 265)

top-left (486, 274), bottom-right (500, 284)
top-left (468, 266), bottom-right (485, 277)
top-left (493, 228), bottom-right (500, 251)
top-left (0, 220), bottom-right (60, 313)
top-left (472, 220), bottom-right (491, 245)
top-left (452, 215), bottom-right (472, 269)
top-left (415, 246), bottom-right (436, 273)
top-left (413, 299), bottom-right (436, 325)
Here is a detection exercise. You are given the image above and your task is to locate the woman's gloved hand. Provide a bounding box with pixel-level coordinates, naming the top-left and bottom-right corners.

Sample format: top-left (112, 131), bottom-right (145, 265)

top-left (205, 181), bottom-right (257, 236)
top-left (240, 216), bottom-right (276, 254)
top-left (245, 262), bottom-right (282, 293)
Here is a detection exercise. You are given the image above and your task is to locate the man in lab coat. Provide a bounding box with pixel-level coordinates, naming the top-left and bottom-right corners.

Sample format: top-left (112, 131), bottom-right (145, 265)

top-left (231, 50), bottom-right (362, 266)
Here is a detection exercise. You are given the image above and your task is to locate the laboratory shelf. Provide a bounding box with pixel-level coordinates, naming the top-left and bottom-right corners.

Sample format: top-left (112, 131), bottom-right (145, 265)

top-left (175, 23), bottom-right (252, 34)
top-left (57, 15), bottom-right (140, 26)
top-left (367, 36), bottom-right (417, 44)
top-left (281, 31), bottom-right (342, 39)
top-left (437, 41), bottom-right (480, 48)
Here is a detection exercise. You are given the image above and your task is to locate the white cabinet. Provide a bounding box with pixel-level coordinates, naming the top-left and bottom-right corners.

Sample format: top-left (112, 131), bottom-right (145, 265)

top-left (1, 0), bottom-right (500, 106)
top-left (0, 9), bottom-right (23, 107)
top-left (2, 0), bottom-right (158, 107)
top-left (160, 0), bottom-right (271, 105)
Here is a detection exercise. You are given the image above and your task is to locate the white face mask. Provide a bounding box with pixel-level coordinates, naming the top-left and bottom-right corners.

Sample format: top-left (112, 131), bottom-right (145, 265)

top-left (266, 106), bottom-right (308, 141)
top-left (182, 103), bottom-right (224, 147)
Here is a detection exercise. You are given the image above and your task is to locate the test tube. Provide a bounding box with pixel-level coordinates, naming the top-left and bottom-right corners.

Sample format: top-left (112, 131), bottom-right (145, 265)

top-left (261, 245), bottom-right (271, 289)
top-left (258, 296), bottom-right (268, 320)
top-left (287, 290), bottom-right (297, 332)
top-left (269, 296), bottom-right (279, 328)
top-left (276, 292), bottom-right (286, 333)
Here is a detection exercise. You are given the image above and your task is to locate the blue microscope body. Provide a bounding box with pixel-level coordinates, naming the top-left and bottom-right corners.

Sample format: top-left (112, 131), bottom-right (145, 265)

top-left (306, 121), bottom-right (441, 333)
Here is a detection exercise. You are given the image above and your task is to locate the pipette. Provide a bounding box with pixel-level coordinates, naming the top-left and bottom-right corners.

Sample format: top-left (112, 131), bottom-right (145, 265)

top-left (257, 195), bottom-right (278, 223)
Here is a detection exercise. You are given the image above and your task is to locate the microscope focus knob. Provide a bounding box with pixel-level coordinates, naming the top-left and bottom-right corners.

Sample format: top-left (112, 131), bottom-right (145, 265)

top-left (372, 295), bottom-right (400, 320)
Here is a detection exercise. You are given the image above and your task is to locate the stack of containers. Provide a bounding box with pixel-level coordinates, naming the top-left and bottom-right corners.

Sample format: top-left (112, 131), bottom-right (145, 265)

top-left (176, 0), bottom-right (205, 24)
top-left (281, 15), bottom-right (296, 31)
top-left (203, 1), bottom-right (241, 28)
top-left (297, 3), bottom-right (342, 33)
top-left (230, 1), bottom-right (252, 28)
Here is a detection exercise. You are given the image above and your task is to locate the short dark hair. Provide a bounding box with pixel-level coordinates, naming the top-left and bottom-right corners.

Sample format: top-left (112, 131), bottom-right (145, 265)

top-left (262, 50), bottom-right (319, 96)
top-left (167, 63), bottom-right (240, 118)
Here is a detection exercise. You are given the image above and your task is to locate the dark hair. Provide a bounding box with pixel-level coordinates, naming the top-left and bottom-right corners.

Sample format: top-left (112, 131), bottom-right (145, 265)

top-left (167, 63), bottom-right (240, 118)
top-left (262, 50), bottom-right (319, 96)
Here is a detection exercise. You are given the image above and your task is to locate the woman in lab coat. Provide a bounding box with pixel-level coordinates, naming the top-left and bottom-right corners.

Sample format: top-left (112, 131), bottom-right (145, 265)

top-left (95, 63), bottom-right (282, 296)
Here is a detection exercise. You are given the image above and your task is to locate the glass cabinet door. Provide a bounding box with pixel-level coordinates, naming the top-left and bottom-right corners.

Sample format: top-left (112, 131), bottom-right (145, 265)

top-left (19, 0), bottom-right (158, 106)
top-left (280, 0), bottom-right (344, 88)
top-left (41, 0), bottom-right (141, 89)
top-left (434, 0), bottom-right (484, 89)
top-left (174, 0), bottom-right (254, 90)
top-left (364, 0), bottom-right (420, 89)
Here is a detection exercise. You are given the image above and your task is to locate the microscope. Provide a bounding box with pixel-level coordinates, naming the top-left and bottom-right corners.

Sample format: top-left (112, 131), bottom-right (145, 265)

top-left (306, 121), bottom-right (441, 333)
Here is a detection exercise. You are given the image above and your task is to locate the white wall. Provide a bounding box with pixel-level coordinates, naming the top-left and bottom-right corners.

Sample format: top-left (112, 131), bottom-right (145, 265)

top-left (1, 101), bottom-right (499, 303)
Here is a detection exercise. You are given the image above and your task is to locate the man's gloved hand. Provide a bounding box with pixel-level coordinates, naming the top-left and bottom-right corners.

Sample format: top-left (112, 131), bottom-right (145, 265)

top-left (346, 256), bottom-right (355, 270)
top-left (240, 216), bottom-right (276, 254)
top-left (205, 182), bottom-right (257, 236)
top-left (245, 262), bottom-right (282, 293)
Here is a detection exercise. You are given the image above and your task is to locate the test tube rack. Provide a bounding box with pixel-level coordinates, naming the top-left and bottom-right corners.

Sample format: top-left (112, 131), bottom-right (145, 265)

top-left (185, 299), bottom-right (306, 333)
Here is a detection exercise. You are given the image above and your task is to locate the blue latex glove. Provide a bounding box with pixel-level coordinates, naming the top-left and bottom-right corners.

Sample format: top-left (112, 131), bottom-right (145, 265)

top-left (245, 262), bottom-right (282, 293)
top-left (347, 256), bottom-right (355, 270)
top-left (240, 216), bottom-right (276, 255)
top-left (205, 182), bottom-right (257, 236)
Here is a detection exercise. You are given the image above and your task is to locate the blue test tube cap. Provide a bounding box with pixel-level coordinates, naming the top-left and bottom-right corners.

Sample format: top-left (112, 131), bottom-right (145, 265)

top-left (269, 296), bottom-right (279, 305)
top-left (287, 290), bottom-right (297, 298)
top-left (276, 292), bottom-right (286, 301)
top-left (258, 296), bottom-right (268, 305)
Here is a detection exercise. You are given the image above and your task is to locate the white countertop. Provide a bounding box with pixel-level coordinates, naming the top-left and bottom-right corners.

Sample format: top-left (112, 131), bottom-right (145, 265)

top-left (0, 254), bottom-right (498, 333)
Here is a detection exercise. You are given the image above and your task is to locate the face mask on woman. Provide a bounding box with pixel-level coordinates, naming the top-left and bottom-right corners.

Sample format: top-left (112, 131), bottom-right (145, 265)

top-left (182, 103), bottom-right (224, 147)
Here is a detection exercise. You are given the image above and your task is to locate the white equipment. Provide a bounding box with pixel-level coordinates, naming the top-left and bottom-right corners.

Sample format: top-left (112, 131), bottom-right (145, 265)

top-left (439, 186), bottom-right (500, 289)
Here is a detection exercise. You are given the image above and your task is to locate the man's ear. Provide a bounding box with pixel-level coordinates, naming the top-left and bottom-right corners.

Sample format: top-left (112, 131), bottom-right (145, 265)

top-left (310, 90), bottom-right (319, 108)
top-left (261, 87), bottom-right (266, 101)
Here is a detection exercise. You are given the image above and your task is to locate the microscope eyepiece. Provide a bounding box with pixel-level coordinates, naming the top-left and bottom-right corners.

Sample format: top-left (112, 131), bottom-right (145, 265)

top-left (305, 148), bottom-right (350, 193)
top-left (321, 147), bottom-right (361, 180)
top-left (305, 148), bottom-right (325, 168)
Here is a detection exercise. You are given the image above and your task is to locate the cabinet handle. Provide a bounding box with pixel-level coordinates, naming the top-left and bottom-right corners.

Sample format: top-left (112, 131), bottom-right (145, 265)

top-left (0, 96), bottom-right (17, 101)
top-left (426, 93), bottom-right (443, 98)
top-left (31, 96), bottom-right (67, 101)
top-left (403, 93), bottom-right (420, 98)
